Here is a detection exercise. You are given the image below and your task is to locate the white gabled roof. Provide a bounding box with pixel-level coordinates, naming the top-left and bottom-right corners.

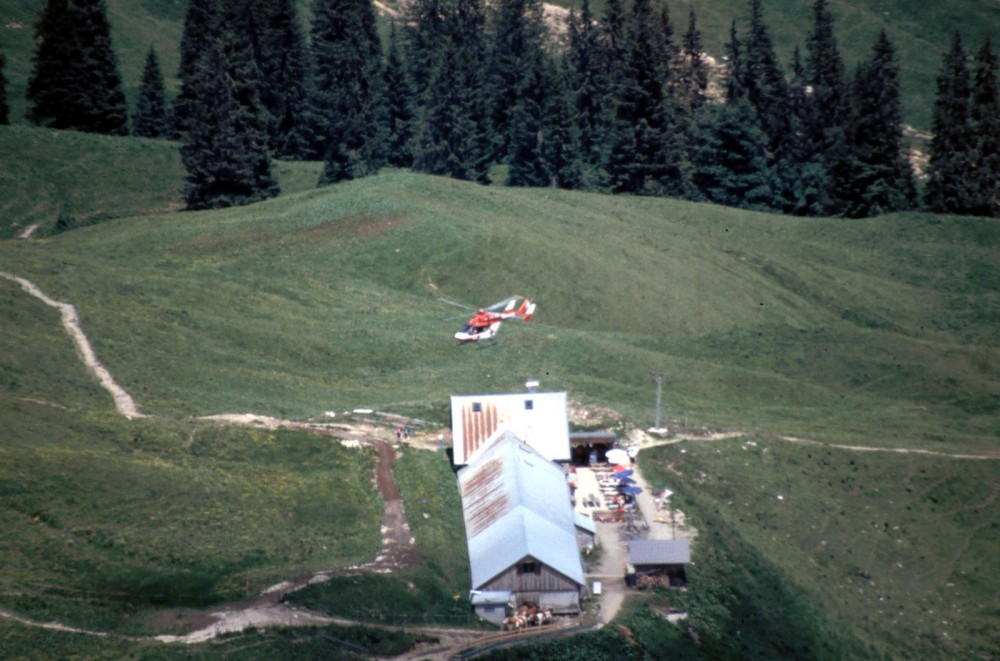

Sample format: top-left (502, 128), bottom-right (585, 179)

top-left (458, 431), bottom-right (585, 590)
top-left (450, 392), bottom-right (570, 465)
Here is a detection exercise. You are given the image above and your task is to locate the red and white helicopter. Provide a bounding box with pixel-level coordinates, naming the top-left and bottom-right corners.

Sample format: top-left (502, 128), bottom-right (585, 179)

top-left (442, 296), bottom-right (536, 344)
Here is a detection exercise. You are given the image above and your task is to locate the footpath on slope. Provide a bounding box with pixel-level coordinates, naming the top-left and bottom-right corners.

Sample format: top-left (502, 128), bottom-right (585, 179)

top-left (3, 272), bottom-right (998, 654)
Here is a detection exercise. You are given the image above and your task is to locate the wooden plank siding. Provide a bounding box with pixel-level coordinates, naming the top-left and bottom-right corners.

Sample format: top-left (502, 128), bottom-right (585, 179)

top-left (480, 558), bottom-right (579, 598)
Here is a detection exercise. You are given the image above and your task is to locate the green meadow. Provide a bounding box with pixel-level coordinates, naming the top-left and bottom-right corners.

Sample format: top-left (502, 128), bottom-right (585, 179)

top-left (0, 119), bottom-right (998, 658)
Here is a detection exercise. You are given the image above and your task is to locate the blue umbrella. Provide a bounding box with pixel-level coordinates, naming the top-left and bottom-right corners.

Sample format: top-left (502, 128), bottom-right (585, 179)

top-left (616, 469), bottom-right (634, 478)
top-left (617, 477), bottom-right (637, 485)
top-left (620, 485), bottom-right (643, 496)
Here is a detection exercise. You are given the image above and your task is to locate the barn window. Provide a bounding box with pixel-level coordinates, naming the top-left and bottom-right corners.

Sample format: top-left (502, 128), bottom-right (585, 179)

top-left (518, 561), bottom-right (540, 575)
top-left (472, 402), bottom-right (482, 412)
top-left (524, 399), bottom-right (534, 410)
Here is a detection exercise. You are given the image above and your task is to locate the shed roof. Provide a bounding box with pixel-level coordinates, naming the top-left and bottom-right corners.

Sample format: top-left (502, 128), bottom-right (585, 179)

top-left (458, 431), bottom-right (585, 590)
top-left (627, 539), bottom-right (691, 566)
top-left (573, 511), bottom-right (597, 535)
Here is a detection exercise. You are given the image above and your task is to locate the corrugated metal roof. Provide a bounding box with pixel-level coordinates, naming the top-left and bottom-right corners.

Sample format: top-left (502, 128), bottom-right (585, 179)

top-left (627, 539), bottom-right (691, 566)
top-left (573, 511), bottom-right (597, 535)
top-left (458, 431), bottom-right (585, 590)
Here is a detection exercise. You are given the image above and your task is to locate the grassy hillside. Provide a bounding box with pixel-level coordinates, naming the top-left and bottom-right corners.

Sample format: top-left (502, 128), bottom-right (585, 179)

top-left (1, 0), bottom-right (998, 130)
top-left (1, 127), bottom-right (998, 657)
top-left (2, 137), bottom-right (998, 452)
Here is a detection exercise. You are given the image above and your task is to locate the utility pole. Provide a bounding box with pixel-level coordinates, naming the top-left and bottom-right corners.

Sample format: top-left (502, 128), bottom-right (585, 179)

top-left (651, 373), bottom-right (666, 431)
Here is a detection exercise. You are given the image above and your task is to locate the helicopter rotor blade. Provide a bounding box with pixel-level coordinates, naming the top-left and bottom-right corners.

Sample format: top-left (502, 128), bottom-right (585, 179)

top-left (439, 297), bottom-right (476, 312)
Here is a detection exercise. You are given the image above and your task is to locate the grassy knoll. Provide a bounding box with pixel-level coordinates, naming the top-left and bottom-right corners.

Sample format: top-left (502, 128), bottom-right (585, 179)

top-left (285, 445), bottom-right (483, 627)
top-left (0, 397), bottom-right (383, 633)
top-left (2, 165), bottom-right (997, 454)
top-left (0, 125), bottom-right (323, 238)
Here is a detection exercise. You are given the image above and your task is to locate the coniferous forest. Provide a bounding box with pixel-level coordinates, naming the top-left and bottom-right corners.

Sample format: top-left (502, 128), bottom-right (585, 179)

top-left (12, 0), bottom-right (1000, 217)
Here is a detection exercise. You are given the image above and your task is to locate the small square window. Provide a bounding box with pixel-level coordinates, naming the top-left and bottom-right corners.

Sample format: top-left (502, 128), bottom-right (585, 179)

top-left (472, 402), bottom-right (482, 412)
top-left (524, 399), bottom-right (534, 410)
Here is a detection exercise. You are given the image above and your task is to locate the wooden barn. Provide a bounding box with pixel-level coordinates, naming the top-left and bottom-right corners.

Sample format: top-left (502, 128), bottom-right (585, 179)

top-left (458, 431), bottom-right (587, 623)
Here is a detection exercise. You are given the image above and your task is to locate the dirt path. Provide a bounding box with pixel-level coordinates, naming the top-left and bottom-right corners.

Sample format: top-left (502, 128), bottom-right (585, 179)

top-left (1, 272), bottom-right (143, 419)
top-left (3, 272), bottom-right (998, 652)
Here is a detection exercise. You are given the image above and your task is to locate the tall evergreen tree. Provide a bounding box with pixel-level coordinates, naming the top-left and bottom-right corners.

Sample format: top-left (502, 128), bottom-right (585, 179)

top-left (925, 32), bottom-right (975, 214)
top-left (490, 0), bottom-right (548, 162)
top-left (506, 48), bottom-right (550, 187)
top-left (403, 0), bottom-right (446, 102)
top-left (309, 0), bottom-right (387, 185)
top-left (132, 46), bottom-right (170, 138)
top-left (842, 31), bottom-right (916, 217)
top-left (71, 0), bottom-right (128, 134)
top-left (251, 0), bottom-right (308, 159)
top-left (692, 98), bottom-right (774, 210)
top-left (0, 46), bottom-right (8, 125)
top-left (724, 19), bottom-right (745, 101)
top-left (180, 0), bottom-right (278, 209)
top-left (542, 56), bottom-right (584, 189)
top-left (409, 0), bottom-right (493, 182)
top-left (678, 8), bottom-right (709, 113)
top-left (27, 0), bottom-right (128, 134)
top-left (383, 22), bottom-right (414, 168)
top-left (969, 36), bottom-right (1000, 217)
top-left (776, 47), bottom-right (833, 215)
top-left (27, 0), bottom-right (76, 129)
top-left (566, 0), bottom-right (611, 189)
top-left (174, 0), bottom-right (218, 136)
top-left (742, 0), bottom-right (789, 158)
top-left (804, 0), bottom-right (848, 158)
top-left (253, 0), bottom-right (311, 159)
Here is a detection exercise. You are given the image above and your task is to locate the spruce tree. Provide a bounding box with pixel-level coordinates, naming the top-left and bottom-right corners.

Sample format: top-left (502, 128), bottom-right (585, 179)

top-left (410, 0), bottom-right (493, 183)
top-left (180, 0), bottom-right (278, 210)
top-left (174, 0), bottom-right (218, 136)
top-left (679, 8), bottom-right (709, 113)
top-left (133, 46), bottom-right (170, 138)
top-left (383, 22), bottom-right (414, 168)
top-left (692, 98), bottom-right (774, 210)
top-left (72, 0), bottom-right (128, 134)
top-left (924, 32), bottom-right (975, 214)
top-left (968, 36), bottom-right (1000, 217)
top-left (0, 47), bottom-right (8, 125)
top-left (27, 0), bottom-right (127, 134)
top-left (506, 48), bottom-right (550, 187)
top-left (804, 0), bottom-right (848, 158)
top-left (253, 0), bottom-right (311, 159)
top-left (599, 0), bottom-right (639, 193)
top-left (27, 0), bottom-right (81, 129)
top-left (491, 0), bottom-right (548, 162)
top-left (842, 31), bottom-right (916, 217)
top-left (566, 0), bottom-right (611, 189)
top-left (777, 48), bottom-right (832, 215)
top-left (743, 0), bottom-right (789, 159)
top-left (542, 57), bottom-right (584, 189)
top-left (309, 0), bottom-right (387, 185)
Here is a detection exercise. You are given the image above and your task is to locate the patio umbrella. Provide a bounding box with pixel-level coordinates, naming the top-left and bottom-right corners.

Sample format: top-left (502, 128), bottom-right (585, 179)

top-left (612, 464), bottom-right (629, 473)
top-left (620, 485), bottom-right (643, 496)
top-left (606, 448), bottom-right (629, 465)
top-left (616, 469), bottom-right (634, 478)
top-left (617, 477), bottom-right (636, 486)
